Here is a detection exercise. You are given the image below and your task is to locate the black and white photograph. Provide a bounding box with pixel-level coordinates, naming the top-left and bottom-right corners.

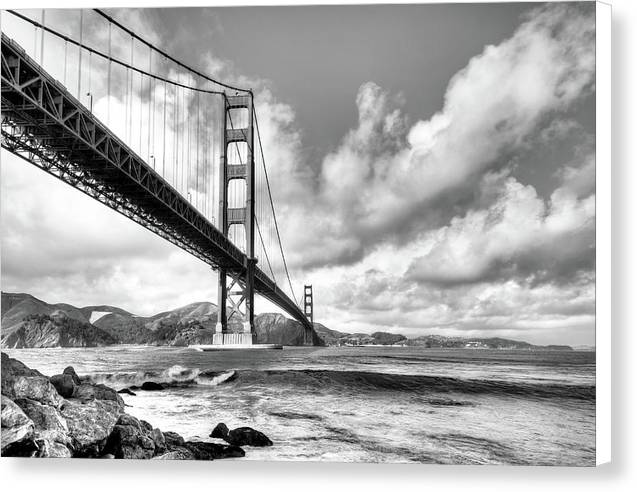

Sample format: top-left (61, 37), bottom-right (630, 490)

top-left (0, 0), bottom-right (612, 472)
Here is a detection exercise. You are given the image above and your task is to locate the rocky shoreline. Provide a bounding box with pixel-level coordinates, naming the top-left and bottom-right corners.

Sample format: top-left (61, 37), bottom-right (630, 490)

top-left (1, 352), bottom-right (271, 459)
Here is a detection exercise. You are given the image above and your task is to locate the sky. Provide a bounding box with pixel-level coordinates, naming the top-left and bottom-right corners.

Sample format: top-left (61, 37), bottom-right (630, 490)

top-left (0, 2), bottom-right (596, 345)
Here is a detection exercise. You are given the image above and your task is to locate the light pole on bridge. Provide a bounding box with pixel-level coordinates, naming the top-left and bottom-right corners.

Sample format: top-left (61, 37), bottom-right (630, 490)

top-left (86, 92), bottom-right (93, 113)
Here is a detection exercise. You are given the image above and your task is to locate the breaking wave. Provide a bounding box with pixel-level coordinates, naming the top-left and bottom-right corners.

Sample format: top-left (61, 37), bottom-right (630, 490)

top-left (230, 369), bottom-right (595, 400)
top-left (86, 366), bottom-right (594, 400)
top-left (86, 365), bottom-right (237, 390)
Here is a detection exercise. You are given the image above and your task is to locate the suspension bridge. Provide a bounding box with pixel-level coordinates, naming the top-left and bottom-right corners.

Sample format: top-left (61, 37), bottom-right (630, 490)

top-left (0, 9), bottom-right (315, 345)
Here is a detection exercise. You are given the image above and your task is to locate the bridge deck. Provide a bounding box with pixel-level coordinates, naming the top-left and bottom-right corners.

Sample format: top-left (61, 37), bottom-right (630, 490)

top-left (0, 33), bottom-right (312, 332)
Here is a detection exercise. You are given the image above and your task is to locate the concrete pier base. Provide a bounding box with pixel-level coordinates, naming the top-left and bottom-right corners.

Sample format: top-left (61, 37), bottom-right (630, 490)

top-left (211, 333), bottom-right (256, 345)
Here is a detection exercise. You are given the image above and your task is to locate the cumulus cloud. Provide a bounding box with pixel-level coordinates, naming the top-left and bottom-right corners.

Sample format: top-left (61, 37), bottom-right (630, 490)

top-left (405, 171), bottom-right (595, 286)
top-left (276, 3), bottom-right (596, 269)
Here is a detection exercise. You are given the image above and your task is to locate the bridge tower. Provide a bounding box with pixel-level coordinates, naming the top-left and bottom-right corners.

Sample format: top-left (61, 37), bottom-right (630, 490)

top-left (214, 93), bottom-right (257, 345)
top-left (304, 285), bottom-right (314, 345)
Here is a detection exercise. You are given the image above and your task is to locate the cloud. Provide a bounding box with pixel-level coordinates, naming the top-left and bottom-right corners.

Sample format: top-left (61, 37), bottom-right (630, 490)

top-left (0, 153), bottom-right (218, 315)
top-left (405, 170), bottom-right (595, 286)
top-left (276, 3), bottom-right (596, 269)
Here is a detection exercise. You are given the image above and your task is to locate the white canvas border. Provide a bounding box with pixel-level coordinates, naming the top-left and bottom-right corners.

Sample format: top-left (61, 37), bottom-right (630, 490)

top-left (595, 0), bottom-right (611, 467)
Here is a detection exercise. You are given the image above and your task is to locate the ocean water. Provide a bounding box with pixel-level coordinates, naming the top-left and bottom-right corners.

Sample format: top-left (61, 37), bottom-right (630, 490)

top-left (3, 346), bottom-right (595, 465)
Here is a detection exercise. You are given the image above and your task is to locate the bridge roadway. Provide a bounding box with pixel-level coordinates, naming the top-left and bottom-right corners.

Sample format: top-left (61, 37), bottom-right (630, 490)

top-left (0, 33), bottom-right (312, 333)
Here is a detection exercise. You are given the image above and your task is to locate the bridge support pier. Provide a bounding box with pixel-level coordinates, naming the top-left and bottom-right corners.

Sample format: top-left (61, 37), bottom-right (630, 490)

top-left (304, 285), bottom-right (314, 345)
top-left (214, 93), bottom-right (257, 345)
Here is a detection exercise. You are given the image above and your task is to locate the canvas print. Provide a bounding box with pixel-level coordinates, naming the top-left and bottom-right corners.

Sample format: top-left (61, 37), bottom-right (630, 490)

top-left (0, 2), bottom-right (597, 465)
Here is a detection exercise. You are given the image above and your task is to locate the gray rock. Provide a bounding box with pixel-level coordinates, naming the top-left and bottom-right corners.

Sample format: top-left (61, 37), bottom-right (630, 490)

top-left (1, 352), bottom-right (45, 380)
top-left (151, 427), bottom-right (166, 455)
top-left (140, 381), bottom-right (164, 391)
top-left (152, 448), bottom-right (195, 460)
top-left (14, 398), bottom-right (72, 457)
top-left (1, 395), bottom-right (34, 454)
top-left (210, 422), bottom-right (229, 439)
top-left (3, 375), bottom-right (64, 408)
top-left (163, 431), bottom-right (185, 448)
top-left (210, 422), bottom-right (273, 447)
top-left (60, 399), bottom-right (122, 457)
top-left (63, 367), bottom-right (82, 385)
top-left (34, 438), bottom-right (72, 458)
top-left (15, 398), bottom-right (68, 434)
top-left (50, 373), bottom-right (77, 398)
top-left (183, 440), bottom-right (245, 460)
top-left (104, 413), bottom-right (156, 459)
top-left (73, 383), bottom-right (125, 410)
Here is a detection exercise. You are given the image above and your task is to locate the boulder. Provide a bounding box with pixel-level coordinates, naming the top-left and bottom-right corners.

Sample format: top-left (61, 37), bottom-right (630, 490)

top-left (103, 413), bottom-right (156, 459)
top-left (183, 440), bottom-right (245, 460)
top-left (2, 374), bottom-right (63, 408)
top-left (16, 398), bottom-right (67, 433)
top-left (152, 448), bottom-right (195, 460)
top-left (73, 383), bottom-right (125, 410)
top-left (210, 422), bottom-right (229, 440)
top-left (63, 366), bottom-right (82, 385)
top-left (1, 437), bottom-right (39, 457)
top-left (1, 395), bottom-right (34, 454)
top-left (2, 353), bottom-right (63, 407)
top-left (14, 398), bottom-right (72, 457)
top-left (151, 427), bottom-right (166, 455)
top-left (60, 399), bottom-right (122, 457)
top-left (140, 381), bottom-right (164, 391)
top-left (49, 367), bottom-right (84, 398)
top-left (117, 388), bottom-right (136, 396)
top-left (1, 352), bottom-right (44, 380)
top-left (163, 430), bottom-right (185, 448)
top-left (34, 438), bottom-right (72, 458)
top-left (50, 373), bottom-right (77, 398)
top-left (210, 422), bottom-right (273, 447)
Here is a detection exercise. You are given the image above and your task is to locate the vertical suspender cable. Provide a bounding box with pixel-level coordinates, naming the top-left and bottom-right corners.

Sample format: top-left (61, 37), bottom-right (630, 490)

top-left (173, 83), bottom-right (177, 186)
top-left (175, 76), bottom-right (180, 191)
top-left (78, 9), bottom-right (83, 98)
top-left (129, 36), bottom-right (134, 142)
top-left (163, 75), bottom-right (167, 177)
top-left (88, 51), bottom-right (92, 110)
top-left (63, 40), bottom-right (68, 86)
top-left (147, 48), bottom-right (152, 162)
top-left (139, 72), bottom-right (143, 152)
top-left (40, 10), bottom-right (45, 65)
top-left (107, 21), bottom-right (111, 126)
top-left (151, 53), bottom-right (155, 169)
top-left (196, 89), bottom-right (200, 210)
top-left (182, 84), bottom-right (185, 194)
top-left (161, 77), bottom-right (166, 178)
top-left (33, 14), bottom-right (37, 58)
top-left (186, 86), bottom-right (192, 202)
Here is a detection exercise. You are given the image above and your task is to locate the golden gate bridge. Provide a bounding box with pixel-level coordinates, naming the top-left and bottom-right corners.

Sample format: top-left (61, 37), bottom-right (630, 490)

top-left (1, 9), bottom-right (315, 345)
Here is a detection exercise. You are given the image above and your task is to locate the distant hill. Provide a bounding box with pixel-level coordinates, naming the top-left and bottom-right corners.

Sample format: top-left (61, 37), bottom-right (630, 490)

top-left (2, 311), bottom-right (117, 348)
top-left (405, 335), bottom-right (572, 350)
top-left (254, 313), bottom-right (324, 346)
top-left (1, 292), bottom-right (90, 329)
top-left (313, 323), bottom-right (347, 346)
top-left (1, 292), bottom-right (572, 350)
top-left (313, 326), bottom-right (572, 350)
top-left (0, 292), bottom-right (324, 348)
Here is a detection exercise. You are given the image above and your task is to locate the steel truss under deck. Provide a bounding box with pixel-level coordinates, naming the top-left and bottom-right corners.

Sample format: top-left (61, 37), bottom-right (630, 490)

top-left (0, 33), bottom-right (313, 339)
